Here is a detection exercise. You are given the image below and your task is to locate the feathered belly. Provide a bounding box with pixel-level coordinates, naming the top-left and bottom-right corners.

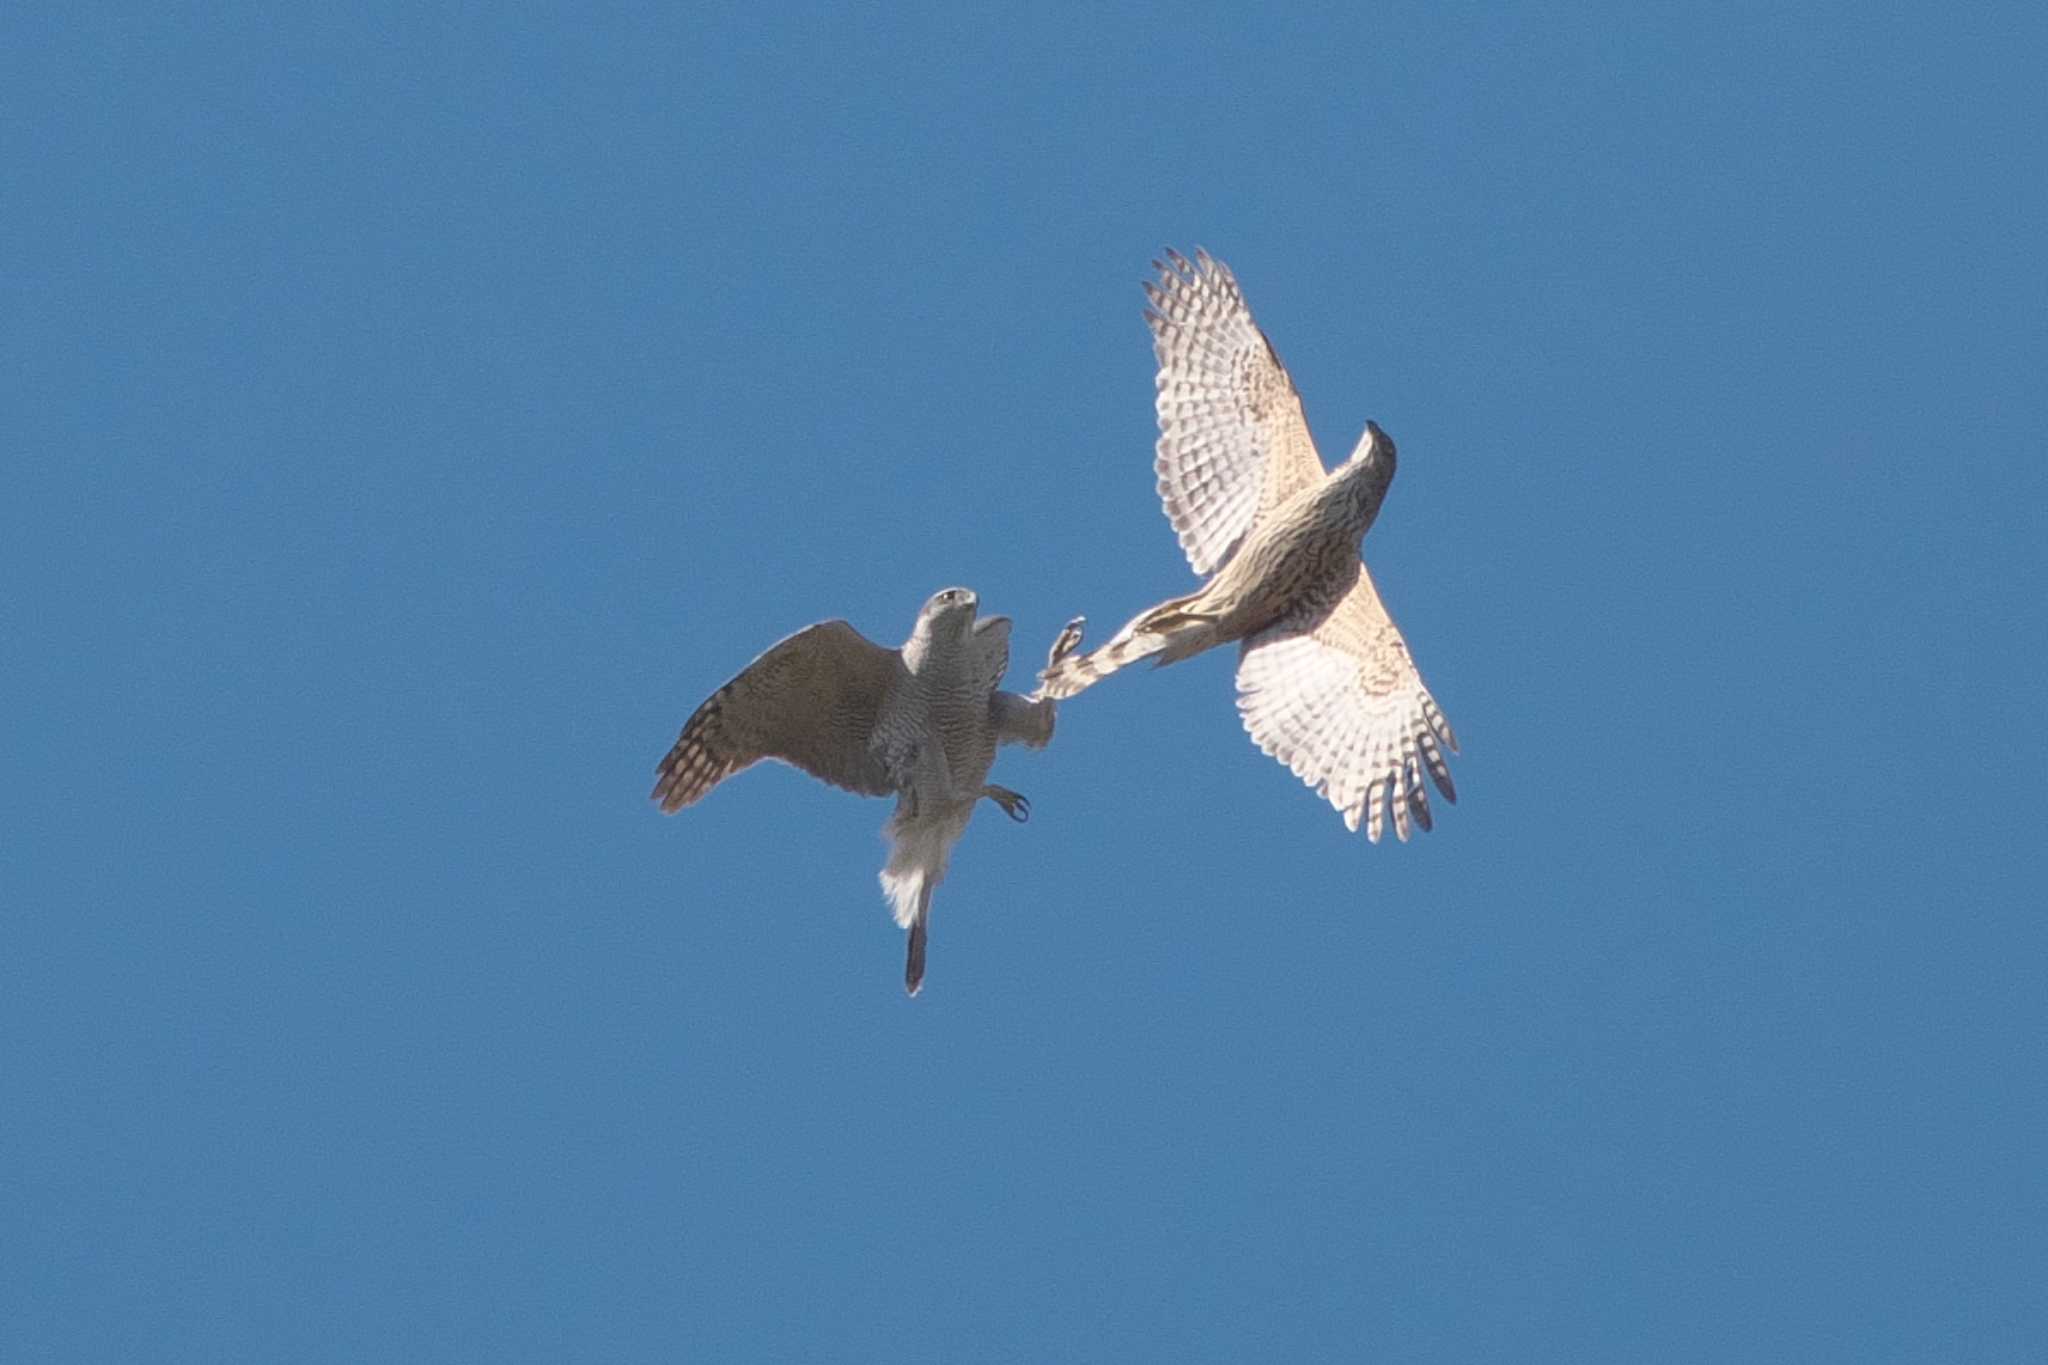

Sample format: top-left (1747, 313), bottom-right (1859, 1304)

top-left (1210, 517), bottom-right (1362, 636)
top-left (935, 707), bottom-right (998, 792)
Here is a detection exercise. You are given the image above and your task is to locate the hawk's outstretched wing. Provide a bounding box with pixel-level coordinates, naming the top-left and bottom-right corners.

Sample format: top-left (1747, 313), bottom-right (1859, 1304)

top-left (1148, 248), bottom-right (1329, 577)
top-left (1234, 571), bottom-right (1458, 840)
top-left (968, 614), bottom-right (1012, 695)
top-left (652, 620), bottom-right (902, 811)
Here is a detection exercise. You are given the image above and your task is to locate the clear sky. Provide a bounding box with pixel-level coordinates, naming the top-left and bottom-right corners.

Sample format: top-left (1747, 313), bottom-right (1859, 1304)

top-left (5, 4), bottom-right (2045, 1360)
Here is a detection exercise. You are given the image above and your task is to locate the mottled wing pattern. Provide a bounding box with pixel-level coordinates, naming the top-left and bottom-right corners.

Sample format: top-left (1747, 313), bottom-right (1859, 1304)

top-left (1148, 248), bottom-right (1330, 576)
top-left (652, 620), bottom-right (902, 811)
top-left (1234, 571), bottom-right (1458, 840)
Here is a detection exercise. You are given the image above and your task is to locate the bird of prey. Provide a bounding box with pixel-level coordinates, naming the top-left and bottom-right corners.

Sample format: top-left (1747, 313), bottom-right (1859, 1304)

top-left (1037, 249), bottom-right (1458, 840)
top-left (653, 589), bottom-right (1080, 994)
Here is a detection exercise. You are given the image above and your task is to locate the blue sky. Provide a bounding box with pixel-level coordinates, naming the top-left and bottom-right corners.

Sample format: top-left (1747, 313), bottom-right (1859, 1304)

top-left (5, 3), bottom-right (2045, 1360)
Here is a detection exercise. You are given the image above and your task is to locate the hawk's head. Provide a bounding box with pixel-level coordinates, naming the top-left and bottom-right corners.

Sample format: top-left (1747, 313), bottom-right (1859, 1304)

top-left (1332, 420), bottom-right (1398, 535)
top-left (1352, 419), bottom-right (1397, 473)
top-left (919, 586), bottom-right (981, 638)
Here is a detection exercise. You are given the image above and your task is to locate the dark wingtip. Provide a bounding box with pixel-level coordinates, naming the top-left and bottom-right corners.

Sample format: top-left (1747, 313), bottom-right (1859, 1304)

top-left (1409, 786), bottom-right (1434, 834)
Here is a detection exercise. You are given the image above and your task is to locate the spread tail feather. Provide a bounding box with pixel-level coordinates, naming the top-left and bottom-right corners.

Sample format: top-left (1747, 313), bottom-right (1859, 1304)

top-left (881, 808), bottom-right (961, 997)
top-left (904, 888), bottom-right (930, 996)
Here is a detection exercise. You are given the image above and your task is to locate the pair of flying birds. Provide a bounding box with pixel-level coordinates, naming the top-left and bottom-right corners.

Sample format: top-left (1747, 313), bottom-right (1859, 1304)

top-left (653, 250), bottom-right (1459, 994)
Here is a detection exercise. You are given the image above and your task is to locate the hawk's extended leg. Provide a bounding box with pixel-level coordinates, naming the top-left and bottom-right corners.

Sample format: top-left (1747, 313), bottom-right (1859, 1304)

top-left (1047, 616), bottom-right (1086, 669)
top-left (1037, 590), bottom-right (1229, 699)
top-left (981, 784), bottom-right (1030, 823)
top-left (1027, 617), bottom-right (1087, 703)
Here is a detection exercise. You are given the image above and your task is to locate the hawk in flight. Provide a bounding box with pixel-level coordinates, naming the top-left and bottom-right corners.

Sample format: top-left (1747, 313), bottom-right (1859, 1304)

top-left (654, 589), bottom-right (1079, 994)
top-left (1038, 250), bottom-right (1459, 840)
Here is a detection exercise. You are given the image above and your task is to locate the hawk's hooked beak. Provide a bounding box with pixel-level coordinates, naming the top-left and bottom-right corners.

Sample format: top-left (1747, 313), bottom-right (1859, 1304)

top-left (972, 614), bottom-right (1011, 635)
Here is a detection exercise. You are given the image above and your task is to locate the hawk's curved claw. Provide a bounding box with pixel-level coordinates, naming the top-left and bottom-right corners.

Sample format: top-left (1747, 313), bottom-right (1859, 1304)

top-left (1046, 616), bottom-right (1086, 669)
top-left (983, 784), bottom-right (1031, 823)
